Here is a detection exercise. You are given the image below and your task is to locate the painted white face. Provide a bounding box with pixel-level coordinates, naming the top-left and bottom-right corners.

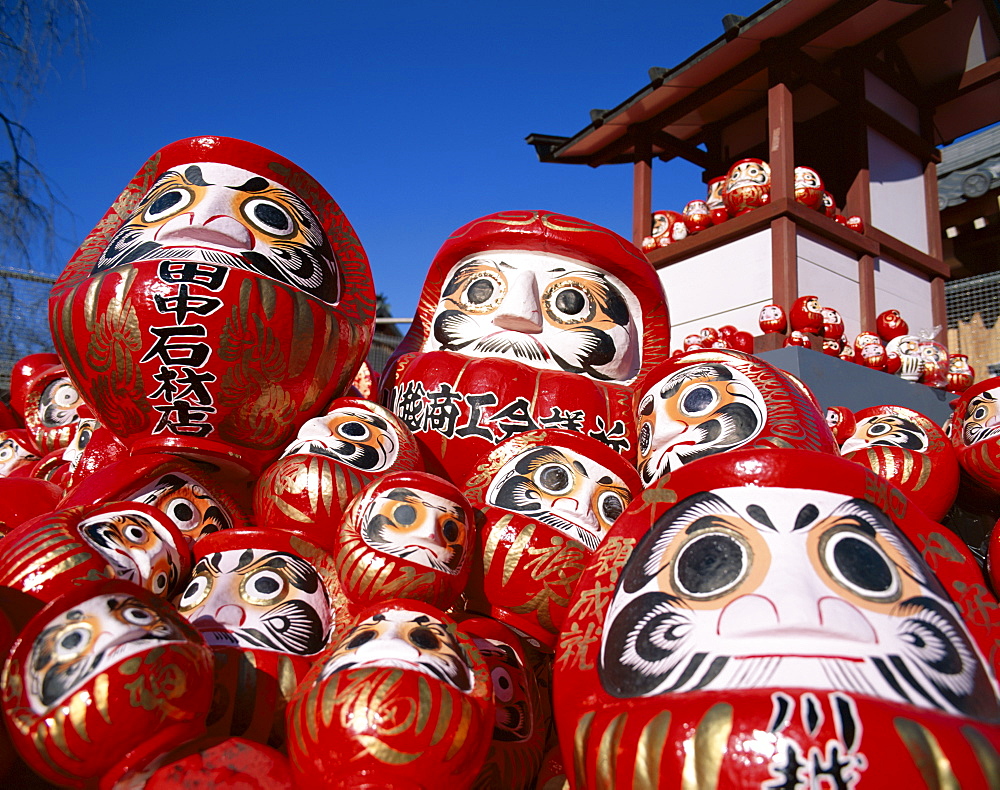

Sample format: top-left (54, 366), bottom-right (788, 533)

top-left (727, 160), bottom-right (770, 189)
top-left (821, 308), bottom-right (841, 324)
top-left (425, 250), bottom-right (642, 383)
top-left (759, 305), bottom-right (783, 322)
top-left (599, 487), bottom-right (999, 721)
top-left (840, 414), bottom-right (929, 454)
top-left (358, 486), bottom-right (468, 574)
top-left (473, 635), bottom-right (534, 742)
top-left (77, 509), bottom-right (184, 597)
top-left (176, 548), bottom-right (331, 655)
top-left (281, 406), bottom-right (400, 472)
top-left (485, 445), bottom-right (631, 551)
top-left (27, 593), bottom-right (186, 713)
top-left (319, 608), bottom-right (474, 692)
top-left (636, 363), bottom-right (768, 485)
top-left (61, 417), bottom-right (99, 473)
top-left (93, 162), bottom-right (339, 303)
top-left (794, 167), bottom-right (822, 190)
top-left (39, 377), bottom-right (83, 428)
top-left (129, 472), bottom-right (232, 542)
top-left (0, 435), bottom-right (38, 477)
top-left (962, 389), bottom-right (1000, 445)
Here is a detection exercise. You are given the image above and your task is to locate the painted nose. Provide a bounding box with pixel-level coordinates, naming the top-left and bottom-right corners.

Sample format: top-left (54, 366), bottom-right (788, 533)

top-left (491, 270), bottom-right (543, 333)
top-left (155, 189), bottom-right (254, 249)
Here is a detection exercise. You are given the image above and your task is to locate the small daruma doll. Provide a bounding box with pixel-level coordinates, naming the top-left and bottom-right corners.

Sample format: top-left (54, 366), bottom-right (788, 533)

top-left (333, 471), bottom-right (474, 614)
top-left (379, 210), bottom-right (671, 482)
top-left (555, 448), bottom-right (1000, 789)
top-left (790, 294), bottom-right (824, 334)
top-left (462, 429), bottom-right (641, 647)
top-left (758, 303), bottom-right (787, 334)
top-left (48, 136), bottom-right (376, 476)
top-left (254, 397), bottom-right (423, 550)
top-left (285, 600), bottom-right (494, 789)
top-left (20, 360), bottom-right (84, 456)
top-left (839, 405), bottom-right (959, 522)
top-left (1, 580), bottom-right (214, 788)
top-left (633, 349), bottom-right (838, 487)
top-left (948, 353), bottom-right (975, 393)
top-left (722, 158), bottom-right (771, 216)
top-left (946, 377), bottom-right (1000, 497)
top-left (793, 165), bottom-right (824, 209)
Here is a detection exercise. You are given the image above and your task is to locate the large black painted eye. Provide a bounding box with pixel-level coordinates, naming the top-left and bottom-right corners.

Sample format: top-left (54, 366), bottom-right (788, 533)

top-left (122, 605), bottom-right (156, 626)
top-left (346, 629), bottom-right (377, 649)
top-left (459, 270), bottom-right (505, 312)
top-left (242, 569), bottom-right (286, 605)
top-left (177, 574), bottom-right (212, 611)
top-left (242, 198), bottom-right (295, 237)
top-left (122, 521), bottom-right (150, 545)
top-left (393, 503), bottom-right (417, 526)
top-left (679, 384), bottom-right (719, 417)
top-left (441, 519), bottom-right (461, 543)
top-left (56, 625), bottom-right (92, 659)
top-left (822, 530), bottom-right (899, 601)
top-left (534, 463), bottom-right (573, 495)
top-left (143, 188), bottom-right (194, 222)
top-left (337, 420), bottom-right (370, 440)
top-left (673, 531), bottom-right (749, 598)
top-left (972, 405), bottom-right (989, 422)
top-left (163, 497), bottom-right (200, 533)
top-left (409, 627), bottom-right (440, 651)
top-left (598, 491), bottom-right (625, 524)
top-left (544, 283), bottom-right (595, 324)
top-left (638, 422), bottom-right (652, 456)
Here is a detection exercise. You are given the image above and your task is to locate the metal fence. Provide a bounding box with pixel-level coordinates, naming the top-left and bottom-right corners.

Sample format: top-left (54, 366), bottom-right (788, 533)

top-left (0, 267), bottom-right (57, 393)
top-left (945, 270), bottom-right (1000, 382)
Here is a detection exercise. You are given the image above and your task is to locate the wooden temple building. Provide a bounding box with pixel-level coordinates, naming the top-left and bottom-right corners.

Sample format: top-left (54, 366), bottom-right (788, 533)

top-left (527, 0), bottom-right (1000, 348)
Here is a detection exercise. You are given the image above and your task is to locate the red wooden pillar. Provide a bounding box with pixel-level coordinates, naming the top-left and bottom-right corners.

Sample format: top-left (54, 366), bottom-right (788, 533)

top-left (768, 75), bottom-right (796, 308)
top-left (632, 134), bottom-right (653, 248)
top-left (924, 159), bottom-right (948, 343)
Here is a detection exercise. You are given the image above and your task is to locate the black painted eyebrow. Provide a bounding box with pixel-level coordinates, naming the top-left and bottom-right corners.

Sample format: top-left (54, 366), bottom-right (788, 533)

top-left (745, 504), bottom-right (777, 531)
top-left (229, 176), bottom-right (270, 193)
top-left (684, 514), bottom-right (734, 535)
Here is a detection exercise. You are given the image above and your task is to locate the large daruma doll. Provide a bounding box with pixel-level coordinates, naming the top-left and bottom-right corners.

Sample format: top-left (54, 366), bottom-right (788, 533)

top-left (49, 136), bottom-right (376, 475)
top-left (379, 210), bottom-right (671, 481)
top-left (554, 448), bottom-right (1000, 788)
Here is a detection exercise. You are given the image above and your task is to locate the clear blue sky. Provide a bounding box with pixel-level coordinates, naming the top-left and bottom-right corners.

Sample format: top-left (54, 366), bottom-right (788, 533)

top-left (24, 0), bottom-right (765, 322)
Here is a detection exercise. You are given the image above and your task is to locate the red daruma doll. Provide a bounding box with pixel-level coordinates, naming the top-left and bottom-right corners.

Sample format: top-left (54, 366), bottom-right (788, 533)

top-left (554, 448), bottom-right (1000, 789)
top-left (379, 210), bottom-right (671, 482)
top-left (48, 136), bottom-right (376, 476)
top-left (462, 429), bottom-right (641, 648)
top-left (285, 600), bottom-right (494, 789)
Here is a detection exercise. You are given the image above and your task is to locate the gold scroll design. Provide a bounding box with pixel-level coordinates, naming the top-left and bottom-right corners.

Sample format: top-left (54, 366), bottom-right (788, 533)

top-left (571, 709), bottom-right (674, 790)
top-left (57, 267), bottom-right (149, 436)
top-left (313, 668), bottom-right (475, 766)
top-left (217, 277), bottom-right (337, 449)
top-left (894, 716), bottom-right (960, 790)
top-left (117, 647), bottom-right (190, 720)
top-left (53, 153), bottom-right (161, 291)
top-left (681, 703), bottom-right (733, 790)
top-left (749, 366), bottom-right (828, 451)
top-left (2, 660), bottom-right (113, 782)
top-left (0, 522), bottom-right (108, 591)
top-left (334, 531), bottom-right (439, 602)
top-left (508, 532), bottom-right (588, 635)
top-left (261, 455), bottom-right (369, 524)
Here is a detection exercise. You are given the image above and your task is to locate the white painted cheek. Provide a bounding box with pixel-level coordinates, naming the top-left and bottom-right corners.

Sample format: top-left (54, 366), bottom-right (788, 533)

top-left (551, 479), bottom-right (600, 529)
top-left (491, 270), bottom-right (543, 333)
top-left (296, 415), bottom-right (336, 441)
top-left (354, 633), bottom-right (421, 663)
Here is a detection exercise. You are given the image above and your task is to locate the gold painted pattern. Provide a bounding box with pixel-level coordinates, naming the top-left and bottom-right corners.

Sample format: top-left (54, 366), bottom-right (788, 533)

top-left (681, 703), bottom-right (733, 790)
top-left (633, 711), bottom-right (671, 789)
top-left (894, 717), bottom-right (959, 790)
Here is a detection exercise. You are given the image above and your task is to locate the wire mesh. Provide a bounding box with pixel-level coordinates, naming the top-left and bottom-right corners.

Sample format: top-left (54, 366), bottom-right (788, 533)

top-left (945, 270), bottom-right (1000, 385)
top-left (0, 267), bottom-right (56, 394)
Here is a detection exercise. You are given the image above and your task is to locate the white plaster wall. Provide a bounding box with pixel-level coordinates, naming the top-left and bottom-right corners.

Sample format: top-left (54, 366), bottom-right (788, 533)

top-left (874, 257), bottom-right (936, 338)
top-left (796, 229), bottom-right (861, 339)
top-left (868, 130), bottom-right (929, 253)
top-left (661, 230), bottom-right (772, 339)
top-left (864, 71), bottom-right (919, 132)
